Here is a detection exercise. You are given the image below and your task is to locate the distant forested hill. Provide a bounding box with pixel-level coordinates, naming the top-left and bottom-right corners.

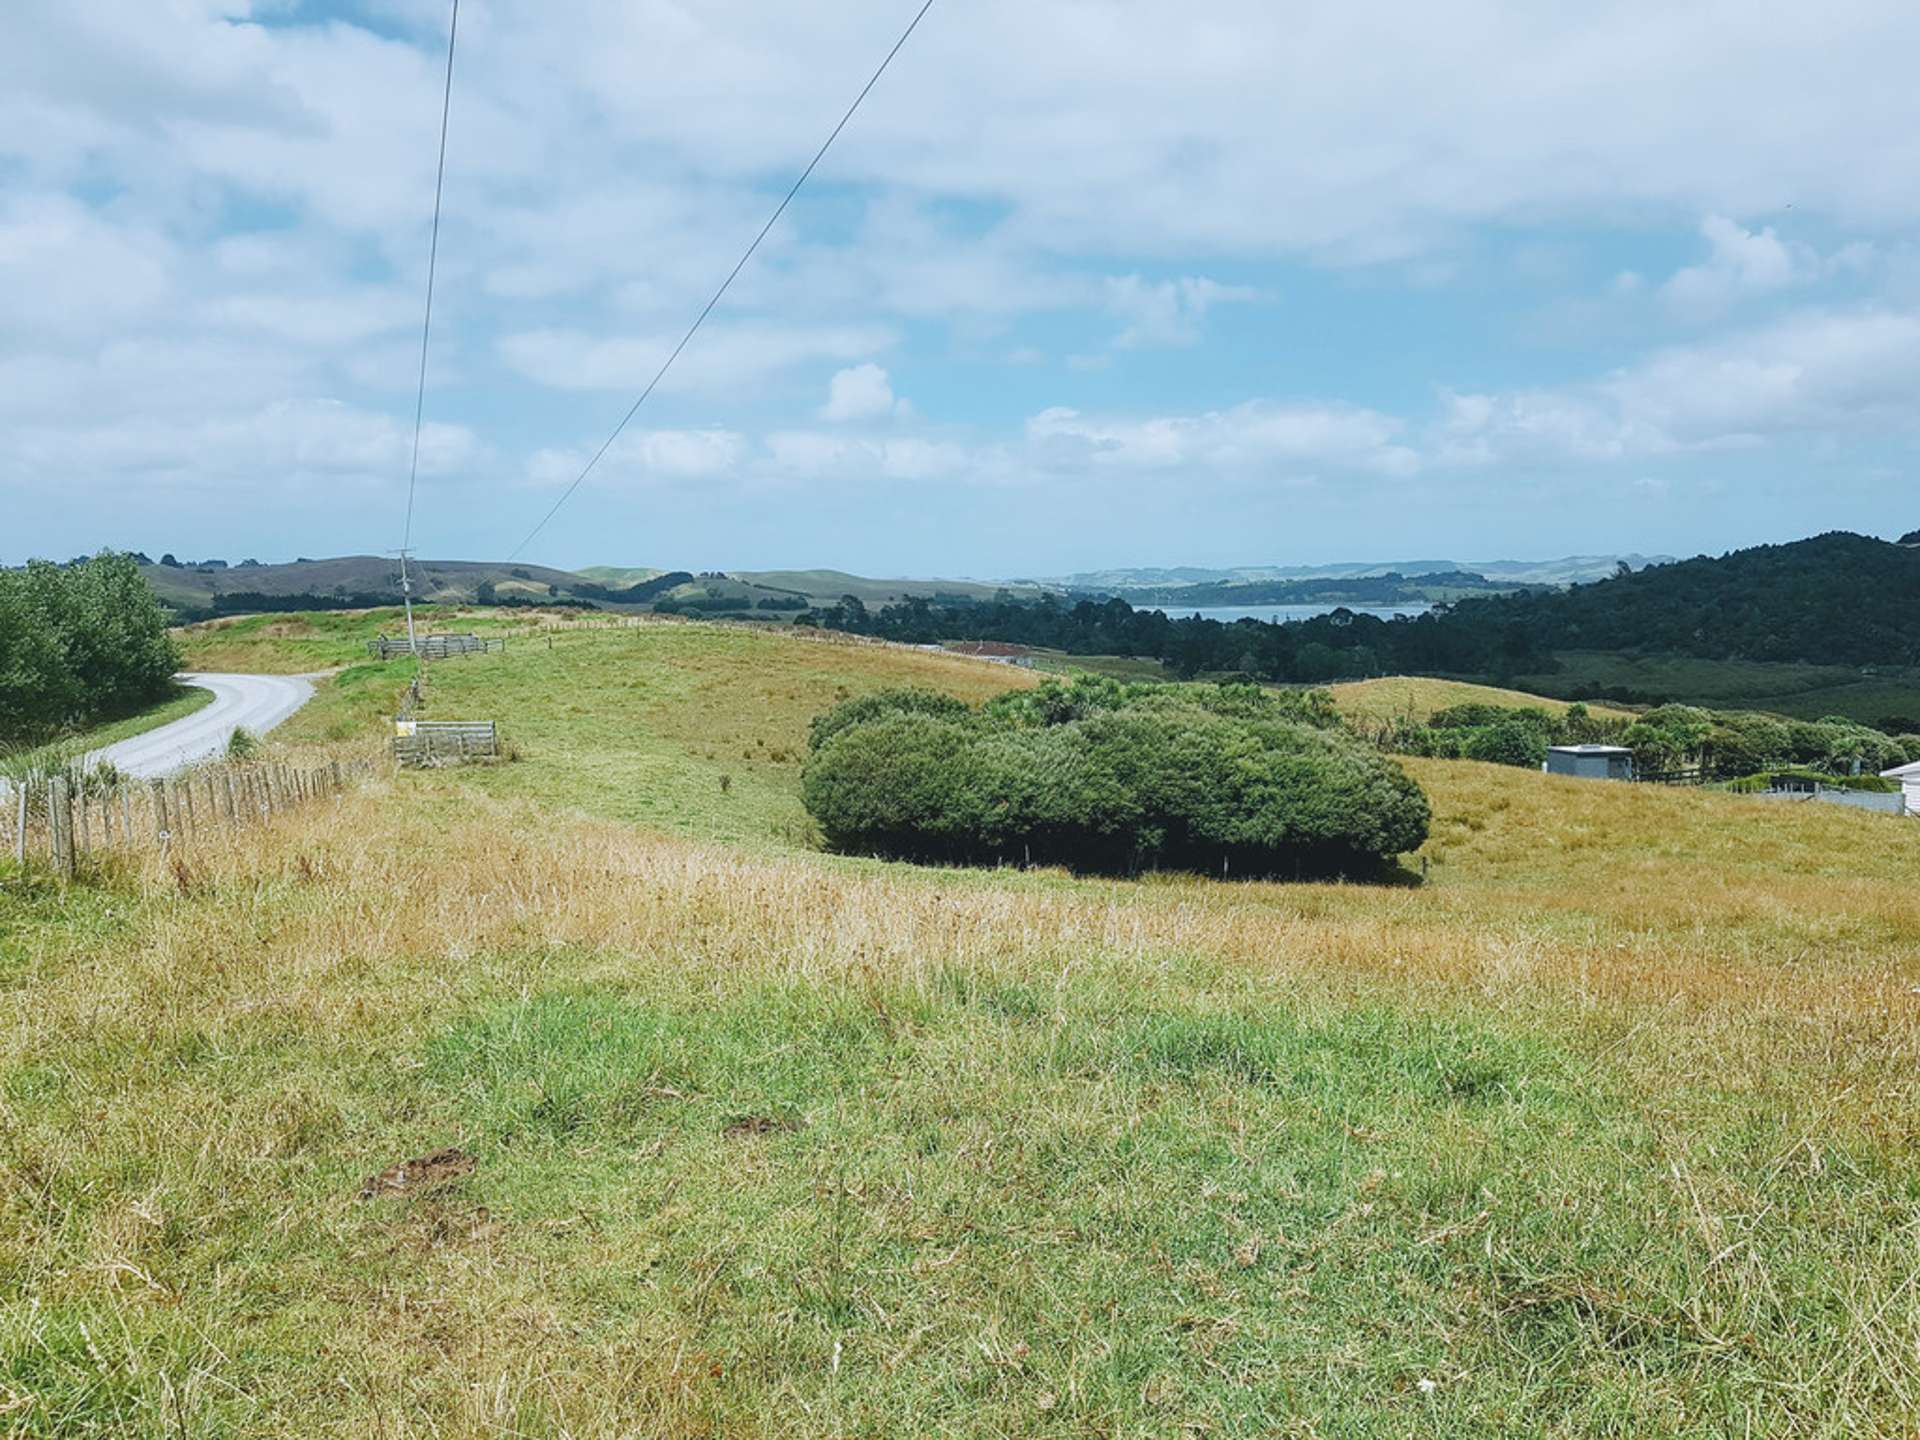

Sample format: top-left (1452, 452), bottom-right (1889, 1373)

top-left (801, 531), bottom-right (1920, 688)
top-left (1446, 532), bottom-right (1920, 667)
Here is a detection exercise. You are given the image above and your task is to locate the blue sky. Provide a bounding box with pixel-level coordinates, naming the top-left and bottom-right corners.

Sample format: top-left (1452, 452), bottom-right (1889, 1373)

top-left (4, 1), bottom-right (1920, 576)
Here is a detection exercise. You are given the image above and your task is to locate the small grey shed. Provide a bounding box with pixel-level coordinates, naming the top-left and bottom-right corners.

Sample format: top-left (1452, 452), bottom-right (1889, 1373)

top-left (1545, 743), bottom-right (1635, 781)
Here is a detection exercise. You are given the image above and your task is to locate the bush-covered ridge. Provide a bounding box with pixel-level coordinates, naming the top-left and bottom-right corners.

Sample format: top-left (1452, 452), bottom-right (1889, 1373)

top-left (802, 677), bottom-right (1429, 878)
top-left (798, 530), bottom-right (1920, 684)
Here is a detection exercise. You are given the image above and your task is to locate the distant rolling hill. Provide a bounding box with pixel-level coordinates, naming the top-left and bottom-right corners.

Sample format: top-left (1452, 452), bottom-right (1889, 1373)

top-left (1044, 554), bottom-right (1671, 591)
top-left (139, 555), bottom-right (588, 613)
top-left (732, 569), bottom-right (1043, 606)
top-left (128, 555), bottom-right (1049, 620)
top-left (574, 565), bottom-right (668, 585)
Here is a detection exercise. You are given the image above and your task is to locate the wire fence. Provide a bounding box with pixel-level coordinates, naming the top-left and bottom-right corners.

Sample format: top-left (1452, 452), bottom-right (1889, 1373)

top-left (2, 756), bottom-right (379, 878)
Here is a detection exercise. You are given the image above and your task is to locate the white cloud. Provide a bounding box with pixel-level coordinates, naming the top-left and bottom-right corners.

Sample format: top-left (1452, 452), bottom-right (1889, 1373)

top-left (764, 430), bottom-right (969, 482)
top-left (2, 397), bottom-right (481, 493)
top-left (819, 363), bottom-right (900, 422)
top-left (1662, 215), bottom-right (1805, 312)
top-left (0, 194), bottom-right (173, 339)
top-left (1027, 401), bottom-right (1417, 477)
top-left (1439, 307), bottom-right (1920, 463)
top-left (1105, 275), bottom-right (1262, 349)
top-left (527, 427), bottom-right (747, 486)
top-left (498, 323), bottom-right (897, 394)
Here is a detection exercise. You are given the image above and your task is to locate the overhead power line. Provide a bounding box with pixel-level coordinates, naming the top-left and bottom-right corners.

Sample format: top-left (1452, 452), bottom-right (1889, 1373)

top-left (505, 0), bottom-right (939, 562)
top-left (403, 0), bottom-right (460, 558)
top-left (396, 0), bottom-right (459, 654)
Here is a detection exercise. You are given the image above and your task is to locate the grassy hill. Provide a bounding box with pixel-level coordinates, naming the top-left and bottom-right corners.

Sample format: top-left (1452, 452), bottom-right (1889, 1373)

top-left (1329, 676), bottom-right (1639, 728)
top-left (140, 555), bottom-right (588, 612)
top-left (7, 612), bottom-right (1920, 1433)
top-left (574, 565), bottom-right (667, 585)
top-left (733, 569), bottom-right (1040, 606)
top-left (133, 556), bottom-right (1047, 621)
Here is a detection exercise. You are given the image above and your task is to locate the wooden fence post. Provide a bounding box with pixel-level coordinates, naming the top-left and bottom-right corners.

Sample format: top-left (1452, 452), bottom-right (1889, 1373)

top-left (49, 778), bottom-right (73, 878)
top-left (152, 780), bottom-right (171, 847)
top-left (224, 772), bottom-right (238, 825)
top-left (181, 780), bottom-right (196, 838)
top-left (15, 783), bottom-right (28, 865)
top-left (101, 786), bottom-right (116, 848)
top-left (76, 790), bottom-right (89, 858)
top-left (121, 789), bottom-right (134, 849)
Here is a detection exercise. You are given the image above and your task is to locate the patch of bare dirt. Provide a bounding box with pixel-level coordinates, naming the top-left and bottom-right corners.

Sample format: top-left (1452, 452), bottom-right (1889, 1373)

top-left (721, 1115), bottom-right (801, 1139)
top-left (360, 1146), bottom-right (476, 1199)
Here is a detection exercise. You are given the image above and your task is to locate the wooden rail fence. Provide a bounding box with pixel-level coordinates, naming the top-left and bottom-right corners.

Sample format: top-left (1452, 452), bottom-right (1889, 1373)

top-left (368, 633), bottom-right (506, 660)
top-left (393, 720), bottom-right (498, 766)
top-left (3, 757), bottom-right (376, 878)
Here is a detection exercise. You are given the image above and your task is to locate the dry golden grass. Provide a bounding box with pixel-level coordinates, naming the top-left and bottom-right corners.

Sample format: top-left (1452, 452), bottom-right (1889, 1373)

top-left (6, 624), bottom-right (1920, 1436)
top-left (1331, 675), bottom-right (1639, 726)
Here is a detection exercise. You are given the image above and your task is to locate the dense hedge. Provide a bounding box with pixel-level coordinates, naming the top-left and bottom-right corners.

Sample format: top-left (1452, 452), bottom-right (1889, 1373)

top-left (802, 678), bottom-right (1429, 877)
top-left (0, 552), bottom-right (180, 744)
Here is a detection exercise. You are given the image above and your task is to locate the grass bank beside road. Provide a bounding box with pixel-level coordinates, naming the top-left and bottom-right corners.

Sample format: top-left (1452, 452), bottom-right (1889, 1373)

top-left (0, 682), bottom-right (215, 777)
top-left (4, 613), bottom-right (1918, 1436)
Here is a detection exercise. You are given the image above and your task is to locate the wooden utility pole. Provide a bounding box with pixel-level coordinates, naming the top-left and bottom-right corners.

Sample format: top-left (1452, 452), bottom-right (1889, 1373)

top-left (392, 547), bottom-right (421, 659)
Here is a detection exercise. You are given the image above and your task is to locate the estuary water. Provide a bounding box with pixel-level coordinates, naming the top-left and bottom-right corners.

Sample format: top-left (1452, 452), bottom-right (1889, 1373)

top-left (1153, 603), bottom-right (1435, 624)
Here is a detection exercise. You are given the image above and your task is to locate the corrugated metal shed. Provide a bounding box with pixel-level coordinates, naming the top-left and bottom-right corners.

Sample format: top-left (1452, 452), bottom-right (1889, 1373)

top-left (1545, 744), bottom-right (1635, 781)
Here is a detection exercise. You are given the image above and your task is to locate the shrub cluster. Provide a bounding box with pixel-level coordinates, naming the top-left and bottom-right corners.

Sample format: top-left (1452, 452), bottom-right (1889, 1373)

top-left (1374, 696), bottom-right (1920, 779)
top-left (802, 677), bottom-right (1430, 878)
top-left (1623, 705), bottom-right (1920, 779)
top-left (1375, 701), bottom-right (1625, 770)
top-left (0, 552), bottom-right (180, 744)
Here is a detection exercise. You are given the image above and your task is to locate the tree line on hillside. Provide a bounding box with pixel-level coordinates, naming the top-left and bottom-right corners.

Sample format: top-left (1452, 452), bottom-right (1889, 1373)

top-left (0, 553), bottom-right (180, 745)
top-left (802, 676), bottom-right (1429, 878)
top-left (1365, 701), bottom-right (1920, 780)
top-left (796, 531), bottom-right (1920, 691)
top-left (1367, 702), bottom-right (1627, 770)
top-left (798, 591), bottom-right (1553, 682)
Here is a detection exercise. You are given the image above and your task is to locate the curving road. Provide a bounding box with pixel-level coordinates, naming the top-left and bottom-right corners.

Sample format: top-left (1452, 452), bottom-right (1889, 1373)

top-left (90, 673), bottom-right (316, 778)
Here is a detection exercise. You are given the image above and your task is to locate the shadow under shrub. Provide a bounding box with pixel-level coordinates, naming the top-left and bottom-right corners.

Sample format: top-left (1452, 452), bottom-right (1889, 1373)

top-left (802, 681), bottom-right (1429, 879)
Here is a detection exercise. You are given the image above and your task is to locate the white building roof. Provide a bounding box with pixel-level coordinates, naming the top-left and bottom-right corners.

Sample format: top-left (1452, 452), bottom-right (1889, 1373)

top-left (1549, 744), bottom-right (1634, 756)
top-left (1881, 760), bottom-right (1920, 778)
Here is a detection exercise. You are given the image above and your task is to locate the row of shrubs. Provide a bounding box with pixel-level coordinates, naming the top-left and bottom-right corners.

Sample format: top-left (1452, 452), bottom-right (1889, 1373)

top-left (1374, 701), bottom-right (1625, 770)
top-left (802, 677), bottom-right (1430, 878)
top-left (1375, 699), bottom-right (1920, 779)
top-left (1620, 705), bottom-right (1920, 779)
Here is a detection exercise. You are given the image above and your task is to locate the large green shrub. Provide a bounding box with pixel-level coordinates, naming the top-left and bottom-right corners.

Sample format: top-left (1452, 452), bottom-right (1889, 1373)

top-left (803, 683), bottom-right (1429, 878)
top-left (1463, 719), bottom-right (1548, 769)
top-left (0, 552), bottom-right (179, 744)
top-left (806, 686), bottom-right (973, 753)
